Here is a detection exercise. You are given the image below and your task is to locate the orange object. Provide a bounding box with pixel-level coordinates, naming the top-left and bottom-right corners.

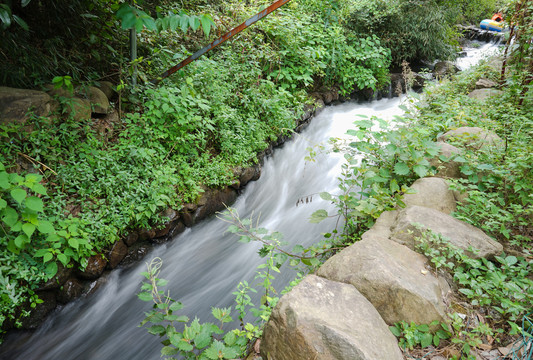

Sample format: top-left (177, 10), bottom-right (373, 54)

top-left (492, 12), bottom-right (503, 22)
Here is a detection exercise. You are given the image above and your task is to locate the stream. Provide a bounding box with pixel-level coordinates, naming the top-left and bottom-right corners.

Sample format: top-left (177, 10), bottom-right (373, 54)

top-left (0, 41), bottom-right (498, 360)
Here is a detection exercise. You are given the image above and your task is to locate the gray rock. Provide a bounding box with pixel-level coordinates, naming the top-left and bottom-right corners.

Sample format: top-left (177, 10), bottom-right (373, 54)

top-left (430, 142), bottom-right (463, 178)
top-left (434, 61), bottom-right (459, 77)
top-left (475, 78), bottom-right (498, 89)
top-left (438, 127), bottom-right (503, 151)
top-left (85, 86), bottom-right (110, 114)
top-left (318, 237), bottom-right (447, 326)
top-left (402, 177), bottom-right (457, 214)
top-left (361, 210), bottom-right (397, 241)
top-left (0, 86), bottom-right (57, 125)
top-left (65, 98), bottom-right (92, 121)
top-left (468, 89), bottom-right (503, 101)
top-left (193, 187), bottom-right (238, 224)
top-left (390, 205), bottom-right (503, 258)
top-left (261, 275), bottom-right (403, 360)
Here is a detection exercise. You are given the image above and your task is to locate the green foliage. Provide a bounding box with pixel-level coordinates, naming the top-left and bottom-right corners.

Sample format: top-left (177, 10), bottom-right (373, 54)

top-left (389, 320), bottom-right (451, 350)
top-left (138, 258), bottom-right (247, 360)
top-left (345, 0), bottom-right (459, 66)
top-left (416, 230), bottom-right (533, 332)
top-left (312, 114), bottom-right (439, 237)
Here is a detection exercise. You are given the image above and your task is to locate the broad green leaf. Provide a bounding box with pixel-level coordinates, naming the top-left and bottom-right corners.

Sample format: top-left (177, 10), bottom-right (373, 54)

top-left (34, 249), bottom-right (50, 257)
top-left (204, 340), bottom-right (225, 360)
top-left (31, 183), bottom-right (47, 195)
top-left (223, 331), bottom-right (236, 346)
top-left (68, 237), bottom-right (79, 249)
top-left (194, 327), bottom-right (212, 349)
top-left (200, 14), bottom-right (213, 37)
top-left (148, 325), bottom-right (165, 335)
top-left (0, 5), bottom-right (12, 27)
top-left (413, 165), bottom-right (428, 178)
top-left (22, 222), bottom-right (36, 238)
top-left (393, 162), bottom-right (410, 176)
top-left (319, 192), bottom-right (333, 201)
top-left (420, 333), bottom-right (432, 348)
top-left (2, 206), bottom-right (18, 227)
top-left (25, 196), bottom-right (44, 212)
top-left (0, 172), bottom-right (9, 189)
top-left (38, 220), bottom-right (55, 234)
top-left (14, 234), bottom-right (28, 248)
top-left (43, 252), bottom-right (53, 262)
top-left (390, 179), bottom-right (400, 193)
top-left (138, 292), bottom-right (153, 302)
top-left (0, 198), bottom-right (6, 210)
top-left (389, 326), bottom-right (402, 337)
top-left (160, 346), bottom-right (178, 356)
top-left (10, 188), bottom-right (27, 204)
top-left (57, 253), bottom-right (68, 266)
top-left (21, 0), bottom-right (32, 7)
top-left (309, 209), bottom-right (328, 223)
top-left (169, 301), bottom-right (184, 312)
top-left (46, 261), bottom-right (58, 277)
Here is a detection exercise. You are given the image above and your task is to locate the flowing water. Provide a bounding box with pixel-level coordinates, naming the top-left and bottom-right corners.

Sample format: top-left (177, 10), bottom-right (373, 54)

top-left (0, 42), bottom-right (498, 360)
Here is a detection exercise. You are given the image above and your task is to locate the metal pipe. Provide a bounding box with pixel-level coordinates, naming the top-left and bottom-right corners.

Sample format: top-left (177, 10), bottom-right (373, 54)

top-left (151, 0), bottom-right (291, 85)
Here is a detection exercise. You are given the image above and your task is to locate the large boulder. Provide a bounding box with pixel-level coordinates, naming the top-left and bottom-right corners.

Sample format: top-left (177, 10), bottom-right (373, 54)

top-left (475, 78), bottom-right (498, 89)
top-left (390, 205), bottom-right (503, 259)
top-left (261, 275), bottom-right (403, 360)
top-left (429, 142), bottom-right (463, 178)
top-left (402, 177), bottom-right (457, 214)
top-left (65, 98), bottom-right (92, 121)
top-left (318, 237), bottom-right (448, 326)
top-left (0, 87), bottom-right (57, 125)
top-left (468, 89), bottom-right (503, 101)
top-left (438, 127), bottom-right (503, 151)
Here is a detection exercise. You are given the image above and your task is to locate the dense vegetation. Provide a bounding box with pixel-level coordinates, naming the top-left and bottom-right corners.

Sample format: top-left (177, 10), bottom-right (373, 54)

top-left (2, 0), bottom-right (531, 357)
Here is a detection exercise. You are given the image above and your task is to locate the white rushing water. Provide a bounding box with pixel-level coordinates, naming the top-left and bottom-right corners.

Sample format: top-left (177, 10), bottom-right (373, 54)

top-left (0, 41), bottom-right (499, 360)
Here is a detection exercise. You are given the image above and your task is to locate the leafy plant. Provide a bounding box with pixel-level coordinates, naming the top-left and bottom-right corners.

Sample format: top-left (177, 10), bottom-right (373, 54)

top-left (389, 320), bottom-right (451, 350)
top-left (311, 114), bottom-right (439, 237)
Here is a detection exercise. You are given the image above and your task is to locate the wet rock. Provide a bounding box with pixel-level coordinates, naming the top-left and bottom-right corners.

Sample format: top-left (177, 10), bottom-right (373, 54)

top-left (20, 291), bottom-right (57, 329)
top-left (83, 273), bottom-right (110, 297)
top-left (318, 237), bottom-right (448, 326)
top-left (402, 177), bottom-right (457, 214)
top-left (181, 210), bottom-right (195, 228)
top-left (0, 87), bottom-right (57, 125)
top-left (239, 164), bottom-right (262, 186)
top-left (57, 278), bottom-right (84, 304)
top-left (390, 205), bottom-right (503, 259)
top-left (37, 263), bottom-right (72, 291)
top-left (122, 242), bottom-right (153, 266)
top-left (194, 187), bottom-right (238, 223)
top-left (107, 240), bottom-right (128, 269)
top-left (124, 231), bottom-right (139, 246)
top-left (434, 61), bottom-right (459, 78)
top-left (261, 275), bottom-right (403, 360)
top-left (167, 221), bottom-right (186, 238)
top-left (438, 126), bottom-right (504, 151)
top-left (77, 254), bottom-right (107, 280)
top-left (138, 228), bottom-right (156, 241)
top-left (314, 98), bottom-right (325, 116)
top-left (430, 142), bottom-right (463, 178)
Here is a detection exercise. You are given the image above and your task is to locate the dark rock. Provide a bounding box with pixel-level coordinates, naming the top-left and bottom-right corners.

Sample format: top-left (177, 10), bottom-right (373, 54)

top-left (83, 273), bottom-right (110, 297)
top-left (181, 210), bottom-right (195, 227)
top-left (167, 221), bottom-right (186, 238)
top-left (121, 242), bottom-right (153, 267)
top-left (193, 187), bottom-right (238, 223)
top-left (124, 231), bottom-right (139, 246)
top-left (107, 240), bottom-right (128, 269)
top-left (37, 263), bottom-right (72, 291)
top-left (239, 164), bottom-right (261, 186)
top-left (77, 254), bottom-right (107, 280)
top-left (138, 228), bottom-right (156, 241)
top-left (57, 278), bottom-right (84, 304)
top-left (20, 291), bottom-right (57, 329)
top-left (96, 81), bottom-right (116, 101)
top-left (0, 87), bottom-right (57, 125)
